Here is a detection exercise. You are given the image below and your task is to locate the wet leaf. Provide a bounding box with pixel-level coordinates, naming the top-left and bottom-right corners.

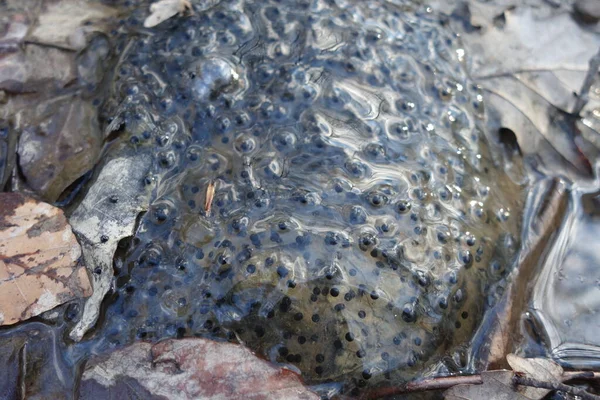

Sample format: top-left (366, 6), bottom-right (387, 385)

top-left (471, 179), bottom-right (569, 369)
top-left (16, 95), bottom-right (103, 202)
top-left (0, 120), bottom-right (16, 190)
top-left (68, 149), bottom-right (153, 341)
top-left (0, 322), bottom-right (76, 400)
top-left (575, 0), bottom-right (600, 24)
top-left (430, 3), bottom-right (600, 176)
top-left (507, 354), bottom-right (563, 399)
top-left (143, 0), bottom-right (192, 28)
top-left (469, 7), bottom-right (600, 175)
top-left (0, 192), bottom-right (91, 326)
top-left (0, 44), bottom-right (77, 93)
top-left (79, 338), bottom-right (320, 400)
top-left (27, 0), bottom-right (118, 51)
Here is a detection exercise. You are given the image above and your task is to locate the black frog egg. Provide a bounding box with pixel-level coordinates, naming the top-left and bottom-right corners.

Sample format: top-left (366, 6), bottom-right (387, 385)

top-left (138, 244), bottom-right (163, 268)
top-left (234, 134), bottom-right (256, 153)
top-left (259, 158), bottom-right (284, 179)
top-left (395, 199), bottom-right (412, 214)
top-left (157, 151), bottom-right (176, 169)
top-left (272, 131), bottom-right (297, 152)
top-left (348, 205), bottom-right (368, 225)
top-left (363, 143), bottom-right (386, 161)
top-left (345, 159), bottom-right (370, 180)
top-left (358, 232), bottom-right (378, 251)
top-left (186, 145), bottom-right (202, 162)
top-left (365, 191), bottom-right (389, 208)
top-left (150, 201), bottom-right (175, 224)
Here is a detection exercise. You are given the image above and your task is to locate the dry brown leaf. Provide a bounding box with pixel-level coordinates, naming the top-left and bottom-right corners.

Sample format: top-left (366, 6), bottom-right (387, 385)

top-left (0, 192), bottom-right (91, 325)
top-left (507, 354), bottom-right (564, 399)
top-left (79, 338), bottom-right (319, 400)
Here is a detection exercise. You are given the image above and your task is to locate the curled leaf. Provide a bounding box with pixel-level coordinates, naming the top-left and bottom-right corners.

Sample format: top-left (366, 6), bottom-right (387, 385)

top-left (69, 151), bottom-right (152, 341)
top-left (144, 0), bottom-right (192, 28)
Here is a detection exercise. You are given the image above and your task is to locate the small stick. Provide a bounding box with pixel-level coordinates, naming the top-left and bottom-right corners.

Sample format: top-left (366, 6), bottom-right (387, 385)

top-left (362, 370), bottom-right (600, 399)
top-left (573, 46), bottom-right (600, 116)
top-left (564, 371), bottom-right (600, 381)
top-left (204, 181), bottom-right (215, 216)
top-left (514, 375), bottom-right (600, 400)
top-left (361, 375), bottom-right (483, 399)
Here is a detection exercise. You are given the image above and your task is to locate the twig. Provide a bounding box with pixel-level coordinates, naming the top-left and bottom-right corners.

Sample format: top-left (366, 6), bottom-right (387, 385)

top-left (514, 374), bottom-right (600, 400)
top-left (361, 375), bottom-right (483, 399)
top-left (564, 371), bottom-right (600, 381)
top-left (204, 180), bottom-right (215, 216)
top-left (361, 371), bottom-right (600, 400)
top-left (573, 47), bottom-right (600, 116)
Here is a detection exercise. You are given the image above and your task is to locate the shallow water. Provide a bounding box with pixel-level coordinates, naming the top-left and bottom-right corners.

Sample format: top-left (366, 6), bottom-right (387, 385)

top-left (2, 0), bottom-right (529, 397)
top-left (521, 181), bottom-right (600, 370)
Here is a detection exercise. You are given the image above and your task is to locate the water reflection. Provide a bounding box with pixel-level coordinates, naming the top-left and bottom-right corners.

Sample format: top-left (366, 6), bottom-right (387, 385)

top-left (527, 179), bottom-right (600, 369)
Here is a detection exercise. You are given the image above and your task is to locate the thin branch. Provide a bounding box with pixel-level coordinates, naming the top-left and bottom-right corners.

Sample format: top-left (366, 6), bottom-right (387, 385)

top-left (361, 375), bottom-right (483, 399)
top-left (361, 371), bottom-right (600, 400)
top-left (573, 47), bottom-right (600, 116)
top-left (475, 66), bottom-right (589, 82)
top-left (514, 375), bottom-right (600, 400)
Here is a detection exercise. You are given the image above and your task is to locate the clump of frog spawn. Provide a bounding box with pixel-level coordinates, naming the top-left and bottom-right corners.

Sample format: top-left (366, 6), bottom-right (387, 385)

top-left (97, 0), bottom-right (523, 395)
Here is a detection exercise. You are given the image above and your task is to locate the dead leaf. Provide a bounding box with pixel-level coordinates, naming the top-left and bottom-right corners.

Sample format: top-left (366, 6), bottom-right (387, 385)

top-left (69, 150), bottom-right (152, 341)
top-left (0, 15), bottom-right (28, 55)
top-left (79, 338), bottom-right (320, 400)
top-left (0, 322), bottom-right (76, 400)
top-left (143, 0), bottom-right (192, 28)
top-left (465, 6), bottom-right (600, 175)
top-left (0, 120), bottom-right (16, 190)
top-left (445, 370), bottom-right (531, 400)
top-left (27, 0), bottom-right (118, 51)
top-left (575, 0), bottom-right (600, 24)
top-left (470, 178), bottom-right (569, 369)
top-left (507, 354), bottom-right (564, 399)
top-left (428, 3), bottom-right (600, 175)
top-left (0, 192), bottom-right (91, 326)
top-left (467, 8), bottom-right (598, 82)
top-left (0, 44), bottom-right (76, 93)
top-left (16, 94), bottom-right (103, 202)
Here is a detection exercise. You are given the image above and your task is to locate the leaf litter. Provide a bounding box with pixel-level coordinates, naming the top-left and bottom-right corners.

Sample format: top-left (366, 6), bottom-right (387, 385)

top-left (0, 192), bottom-right (91, 326)
top-left (79, 337), bottom-right (319, 400)
top-left (68, 147), bottom-right (153, 341)
top-left (433, 0), bottom-right (600, 177)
